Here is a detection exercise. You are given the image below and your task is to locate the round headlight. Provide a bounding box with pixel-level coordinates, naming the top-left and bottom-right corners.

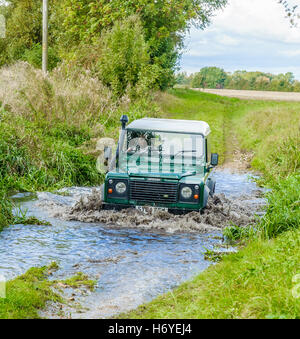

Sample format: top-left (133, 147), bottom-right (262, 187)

top-left (116, 182), bottom-right (127, 194)
top-left (181, 186), bottom-right (192, 199)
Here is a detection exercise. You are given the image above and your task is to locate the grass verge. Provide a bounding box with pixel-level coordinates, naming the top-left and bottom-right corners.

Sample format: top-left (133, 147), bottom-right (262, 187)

top-left (0, 264), bottom-right (96, 319)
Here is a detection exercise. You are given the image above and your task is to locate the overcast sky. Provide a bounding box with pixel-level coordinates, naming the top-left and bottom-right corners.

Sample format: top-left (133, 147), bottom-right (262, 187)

top-left (181, 0), bottom-right (300, 79)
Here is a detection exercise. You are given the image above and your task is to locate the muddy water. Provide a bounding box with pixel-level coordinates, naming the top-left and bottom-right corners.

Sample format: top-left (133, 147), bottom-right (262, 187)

top-left (0, 170), bottom-right (266, 318)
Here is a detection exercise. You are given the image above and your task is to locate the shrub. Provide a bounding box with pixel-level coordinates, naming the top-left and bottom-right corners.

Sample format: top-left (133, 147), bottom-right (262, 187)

top-left (0, 61), bottom-right (116, 128)
top-left (94, 15), bottom-right (158, 98)
top-left (22, 44), bottom-right (61, 71)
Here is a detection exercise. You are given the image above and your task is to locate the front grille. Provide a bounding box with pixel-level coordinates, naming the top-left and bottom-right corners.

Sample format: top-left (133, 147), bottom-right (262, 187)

top-left (130, 180), bottom-right (178, 204)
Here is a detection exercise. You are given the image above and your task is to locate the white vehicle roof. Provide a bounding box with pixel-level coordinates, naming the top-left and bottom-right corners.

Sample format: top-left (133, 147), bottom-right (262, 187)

top-left (126, 118), bottom-right (211, 137)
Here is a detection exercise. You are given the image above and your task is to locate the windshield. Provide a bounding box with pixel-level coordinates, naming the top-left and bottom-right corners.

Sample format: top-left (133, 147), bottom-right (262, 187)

top-left (117, 129), bottom-right (205, 174)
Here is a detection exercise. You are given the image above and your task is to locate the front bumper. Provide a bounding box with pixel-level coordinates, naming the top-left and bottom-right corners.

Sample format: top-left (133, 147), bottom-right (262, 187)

top-left (102, 203), bottom-right (201, 215)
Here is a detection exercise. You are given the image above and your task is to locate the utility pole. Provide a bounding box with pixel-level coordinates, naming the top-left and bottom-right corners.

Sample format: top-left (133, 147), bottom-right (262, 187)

top-left (42, 0), bottom-right (48, 75)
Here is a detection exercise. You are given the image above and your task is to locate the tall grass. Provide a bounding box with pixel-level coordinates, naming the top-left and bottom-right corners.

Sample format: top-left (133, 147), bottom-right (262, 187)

top-left (158, 89), bottom-right (243, 164)
top-left (0, 62), bottom-right (116, 126)
top-left (234, 102), bottom-right (300, 238)
top-left (0, 62), bottom-right (158, 230)
top-left (260, 176), bottom-right (300, 238)
top-left (235, 104), bottom-right (300, 180)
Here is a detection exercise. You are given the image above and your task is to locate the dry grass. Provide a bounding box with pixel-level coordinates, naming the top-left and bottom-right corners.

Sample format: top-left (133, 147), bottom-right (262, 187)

top-left (0, 62), bottom-right (119, 128)
top-left (235, 104), bottom-right (300, 178)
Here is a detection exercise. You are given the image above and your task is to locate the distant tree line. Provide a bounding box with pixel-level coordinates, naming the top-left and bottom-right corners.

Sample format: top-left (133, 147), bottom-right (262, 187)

top-left (176, 67), bottom-right (300, 92)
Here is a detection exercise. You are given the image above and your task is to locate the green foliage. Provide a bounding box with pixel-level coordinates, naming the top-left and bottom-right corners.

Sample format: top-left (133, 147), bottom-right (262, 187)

top-left (223, 225), bottom-right (256, 242)
top-left (22, 44), bottom-right (61, 71)
top-left (0, 265), bottom-right (61, 319)
top-left (57, 0), bottom-right (227, 89)
top-left (0, 0), bottom-right (60, 66)
top-left (0, 263), bottom-right (95, 319)
top-left (62, 272), bottom-right (96, 290)
top-left (2, 0), bottom-right (42, 62)
top-left (0, 116), bottom-right (101, 191)
top-left (235, 103), bottom-right (300, 179)
top-left (203, 249), bottom-right (233, 262)
top-left (94, 16), bottom-right (155, 98)
top-left (1, 0), bottom-right (227, 89)
top-left (192, 67), bottom-right (228, 89)
top-left (0, 191), bottom-right (14, 231)
top-left (181, 68), bottom-right (300, 92)
top-left (226, 70), bottom-right (299, 92)
top-left (60, 0), bottom-right (226, 45)
top-left (259, 175), bottom-right (300, 238)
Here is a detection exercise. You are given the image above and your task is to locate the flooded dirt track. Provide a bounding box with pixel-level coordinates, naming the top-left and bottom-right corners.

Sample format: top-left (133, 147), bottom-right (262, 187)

top-left (0, 170), bottom-right (266, 318)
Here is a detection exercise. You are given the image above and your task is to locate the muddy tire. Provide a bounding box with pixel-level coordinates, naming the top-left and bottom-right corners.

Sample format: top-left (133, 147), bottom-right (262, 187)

top-left (209, 182), bottom-right (216, 197)
top-left (100, 184), bottom-right (105, 201)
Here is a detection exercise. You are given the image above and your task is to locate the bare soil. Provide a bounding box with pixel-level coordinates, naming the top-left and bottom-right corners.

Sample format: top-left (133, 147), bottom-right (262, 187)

top-left (194, 89), bottom-right (300, 101)
top-left (220, 134), bottom-right (254, 173)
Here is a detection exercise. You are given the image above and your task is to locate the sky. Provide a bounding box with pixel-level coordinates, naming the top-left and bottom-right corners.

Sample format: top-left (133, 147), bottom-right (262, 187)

top-left (180, 0), bottom-right (300, 80)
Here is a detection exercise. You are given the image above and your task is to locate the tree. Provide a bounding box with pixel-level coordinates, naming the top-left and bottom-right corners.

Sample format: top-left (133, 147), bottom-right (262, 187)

top-left (192, 67), bottom-right (227, 88)
top-left (0, 0), bottom-right (60, 66)
top-left (191, 72), bottom-right (205, 88)
top-left (94, 16), bottom-right (153, 97)
top-left (58, 0), bottom-right (227, 89)
top-left (0, 0), bottom-right (227, 89)
top-left (215, 69), bottom-right (297, 92)
top-left (278, 0), bottom-right (300, 26)
top-left (175, 72), bottom-right (193, 86)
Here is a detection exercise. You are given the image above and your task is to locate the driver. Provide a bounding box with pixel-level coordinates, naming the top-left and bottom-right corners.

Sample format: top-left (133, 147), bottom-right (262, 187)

top-left (127, 137), bottom-right (148, 154)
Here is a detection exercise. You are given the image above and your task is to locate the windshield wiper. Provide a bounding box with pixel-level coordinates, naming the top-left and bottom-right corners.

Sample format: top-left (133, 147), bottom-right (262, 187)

top-left (171, 150), bottom-right (196, 160)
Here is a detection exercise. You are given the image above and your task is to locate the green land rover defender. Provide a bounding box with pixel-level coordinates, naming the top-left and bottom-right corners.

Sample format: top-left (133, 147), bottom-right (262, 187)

top-left (102, 116), bottom-right (219, 214)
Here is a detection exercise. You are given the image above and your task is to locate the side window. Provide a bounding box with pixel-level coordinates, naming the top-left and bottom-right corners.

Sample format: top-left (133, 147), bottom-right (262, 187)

top-left (206, 137), bottom-right (212, 163)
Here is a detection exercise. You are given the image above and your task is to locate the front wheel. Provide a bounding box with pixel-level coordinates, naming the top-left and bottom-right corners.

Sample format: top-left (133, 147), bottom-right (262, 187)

top-left (209, 182), bottom-right (216, 197)
top-left (100, 184), bottom-right (105, 201)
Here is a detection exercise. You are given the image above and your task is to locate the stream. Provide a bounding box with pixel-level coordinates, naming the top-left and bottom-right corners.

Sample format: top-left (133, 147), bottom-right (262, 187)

top-left (0, 170), bottom-right (266, 318)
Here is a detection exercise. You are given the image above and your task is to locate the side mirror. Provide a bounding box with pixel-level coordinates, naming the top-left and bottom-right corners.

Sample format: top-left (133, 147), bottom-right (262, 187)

top-left (211, 153), bottom-right (219, 167)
